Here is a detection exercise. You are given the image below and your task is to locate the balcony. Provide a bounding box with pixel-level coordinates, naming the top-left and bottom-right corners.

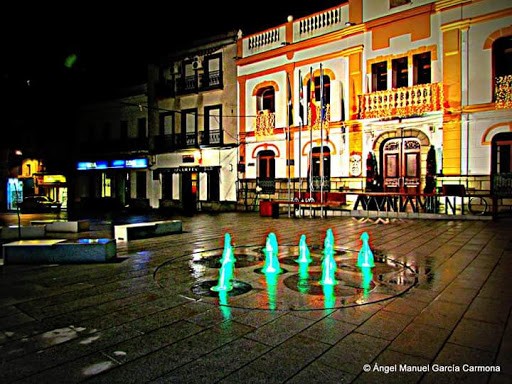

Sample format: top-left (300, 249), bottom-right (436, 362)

top-left (199, 129), bottom-right (222, 146)
top-left (174, 70), bottom-right (223, 95)
top-left (495, 75), bottom-right (512, 109)
top-left (255, 110), bottom-right (275, 138)
top-left (358, 83), bottom-right (443, 120)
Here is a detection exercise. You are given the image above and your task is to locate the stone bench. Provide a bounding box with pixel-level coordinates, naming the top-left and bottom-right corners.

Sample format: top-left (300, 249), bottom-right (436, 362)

top-left (2, 238), bottom-right (117, 264)
top-left (114, 220), bottom-right (183, 241)
top-left (0, 225), bottom-right (46, 240)
top-left (30, 220), bottom-right (90, 233)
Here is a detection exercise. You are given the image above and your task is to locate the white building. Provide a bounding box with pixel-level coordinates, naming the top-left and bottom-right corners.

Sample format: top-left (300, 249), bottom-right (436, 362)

top-left (235, 0), bottom-right (512, 215)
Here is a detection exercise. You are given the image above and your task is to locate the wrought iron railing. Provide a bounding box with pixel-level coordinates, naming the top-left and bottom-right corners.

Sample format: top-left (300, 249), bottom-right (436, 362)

top-left (495, 75), bottom-right (512, 109)
top-left (493, 173), bottom-right (512, 197)
top-left (255, 110), bottom-right (275, 137)
top-left (257, 178), bottom-right (276, 194)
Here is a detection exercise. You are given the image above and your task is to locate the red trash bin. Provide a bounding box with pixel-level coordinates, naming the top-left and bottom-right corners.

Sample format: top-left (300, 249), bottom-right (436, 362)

top-left (259, 200), bottom-right (273, 217)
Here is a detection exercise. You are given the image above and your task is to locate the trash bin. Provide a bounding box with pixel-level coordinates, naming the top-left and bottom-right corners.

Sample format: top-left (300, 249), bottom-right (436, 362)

top-left (259, 200), bottom-right (273, 217)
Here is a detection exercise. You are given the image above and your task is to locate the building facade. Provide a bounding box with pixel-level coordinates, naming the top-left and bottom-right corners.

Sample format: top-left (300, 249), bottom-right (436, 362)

top-left (74, 31), bottom-right (241, 214)
top-left (74, 85), bottom-right (151, 212)
top-left (235, 0), bottom-right (512, 213)
top-left (147, 30), bottom-right (240, 213)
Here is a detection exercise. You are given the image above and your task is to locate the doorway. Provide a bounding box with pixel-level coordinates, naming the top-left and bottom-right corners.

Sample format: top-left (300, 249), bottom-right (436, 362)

top-left (382, 137), bottom-right (421, 194)
top-left (181, 172), bottom-right (197, 214)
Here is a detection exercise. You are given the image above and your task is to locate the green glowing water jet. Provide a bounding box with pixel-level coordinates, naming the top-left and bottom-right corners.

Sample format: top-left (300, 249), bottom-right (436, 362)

top-left (320, 228), bottom-right (338, 285)
top-left (357, 232), bottom-right (375, 268)
top-left (211, 233), bottom-right (236, 292)
top-left (295, 234), bottom-right (312, 264)
top-left (262, 232), bottom-right (282, 274)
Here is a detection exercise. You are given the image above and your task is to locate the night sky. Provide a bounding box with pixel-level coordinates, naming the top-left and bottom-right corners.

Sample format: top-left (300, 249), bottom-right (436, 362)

top-left (1, 1), bottom-right (345, 160)
top-left (2, 1), bottom-right (345, 90)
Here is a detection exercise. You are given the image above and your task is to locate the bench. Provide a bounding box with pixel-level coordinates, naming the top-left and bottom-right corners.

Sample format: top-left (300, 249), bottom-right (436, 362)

top-left (2, 238), bottom-right (117, 264)
top-left (30, 220), bottom-right (90, 233)
top-left (0, 225), bottom-right (46, 240)
top-left (114, 220), bottom-right (183, 241)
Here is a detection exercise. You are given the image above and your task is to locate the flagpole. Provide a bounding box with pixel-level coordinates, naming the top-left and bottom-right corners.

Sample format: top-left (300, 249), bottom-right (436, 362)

top-left (287, 73), bottom-right (292, 217)
top-left (320, 63), bottom-right (324, 218)
top-left (309, 67), bottom-right (313, 218)
top-left (298, 70), bottom-right (302, 202)
top-left (287, 123), bottom-right (291, 217)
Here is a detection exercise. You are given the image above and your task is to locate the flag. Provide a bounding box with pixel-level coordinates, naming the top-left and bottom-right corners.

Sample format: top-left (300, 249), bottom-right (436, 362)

top-left (320, 63), bottom-right (327, 122)
top-left (298, 70), bottom-right (304, 125)
top-left (287, 72), bottom-right (293, 127)
top-left (309, 67), bottom-right (316, 127)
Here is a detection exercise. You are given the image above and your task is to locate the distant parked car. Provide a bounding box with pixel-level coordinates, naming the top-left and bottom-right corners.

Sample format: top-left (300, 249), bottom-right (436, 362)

top-left (18, 195), bottom-right (62, 213)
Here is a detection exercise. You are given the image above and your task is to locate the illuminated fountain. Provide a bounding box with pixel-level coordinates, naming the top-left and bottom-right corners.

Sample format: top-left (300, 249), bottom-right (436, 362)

top-left (357, 232), bottom-right (375, 268)
top-left (295, 234), bottom-right (312, 264)
top-left (320, 229), bottom-right (338, 286)
top-left (262, 232), bottom-right (282, 274)
top-left (161, 228), bottom-right (417, 312)
top-left (211, 233), bottom-right (236, 292)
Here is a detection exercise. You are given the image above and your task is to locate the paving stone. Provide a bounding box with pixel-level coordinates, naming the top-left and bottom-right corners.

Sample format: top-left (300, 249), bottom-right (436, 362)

top-left (0, 213), bottom-right (511, 383)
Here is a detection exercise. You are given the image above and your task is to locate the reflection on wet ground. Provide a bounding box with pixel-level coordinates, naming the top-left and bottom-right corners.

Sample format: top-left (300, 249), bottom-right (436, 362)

top-left (155, 244), bottom-right (417, 311)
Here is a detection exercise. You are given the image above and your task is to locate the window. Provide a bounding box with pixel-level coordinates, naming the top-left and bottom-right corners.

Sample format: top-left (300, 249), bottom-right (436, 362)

top-left (182, 109), bottom-right (197, 146)
top-left (392, 57), bottom-right (408, 88)
top-left (101, 173), bottom-right (111, 197)
top-left (493, 36), bottom-right (512, 78)
top-left (372, 61), bottom-right (387, 91)
top-left (159, 112), bottom-right (174, 136)
top-left (306, 76), bottom-right (331, 105)
top-left (493, 36), bottom-right (512, 103)
top-left (257, 86), bottom-right (275, 112)
top-left (203, 54), bottom-right (222, 88)
top-left (413, 52), bottom-right (431, 85)
top-left (204, 105), bottom-right (222, 145)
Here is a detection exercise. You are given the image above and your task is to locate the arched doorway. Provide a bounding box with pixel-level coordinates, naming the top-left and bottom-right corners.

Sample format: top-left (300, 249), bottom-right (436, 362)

top-left (309, 146), bottom-right (330, 191)
top-left (491, 132), bottom-right (512, 197)
top-left (382, 137), bottom-right (421, 194)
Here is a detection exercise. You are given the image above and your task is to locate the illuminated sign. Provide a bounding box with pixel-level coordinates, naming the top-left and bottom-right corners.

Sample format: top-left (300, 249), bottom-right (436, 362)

top-left (77, 158), bottom-right (148, 170)
top-left (43, 175), bottom-right (66, 183)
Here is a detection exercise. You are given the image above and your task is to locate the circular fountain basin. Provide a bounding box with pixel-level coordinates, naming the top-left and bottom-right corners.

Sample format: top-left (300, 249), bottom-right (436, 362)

top-left (154, 244), bottom-right (417, 311)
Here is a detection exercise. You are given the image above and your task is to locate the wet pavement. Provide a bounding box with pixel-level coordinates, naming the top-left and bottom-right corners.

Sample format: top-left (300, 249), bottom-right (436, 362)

top-left (0, 211), bottom-right (511, 383)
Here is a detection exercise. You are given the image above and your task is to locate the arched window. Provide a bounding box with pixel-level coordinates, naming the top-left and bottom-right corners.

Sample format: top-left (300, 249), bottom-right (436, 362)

top-left (307, 76), bottom-right (331, 105)
top-left (257, 86), bottom-right (275, 113)
top-left (493, 36), bottom-right (512, 103)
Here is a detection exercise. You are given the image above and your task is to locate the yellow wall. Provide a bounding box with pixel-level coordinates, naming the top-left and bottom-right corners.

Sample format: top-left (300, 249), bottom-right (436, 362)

top-left (441, 27), bottom-right (463, 174)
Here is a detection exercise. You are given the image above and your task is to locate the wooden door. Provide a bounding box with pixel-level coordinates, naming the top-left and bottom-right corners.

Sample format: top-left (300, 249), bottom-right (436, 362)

top-left (383, 138), bottom-right (421, 194)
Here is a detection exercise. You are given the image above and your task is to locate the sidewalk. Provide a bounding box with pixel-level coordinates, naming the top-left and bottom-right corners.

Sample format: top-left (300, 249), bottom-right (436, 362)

top-left (0, 212), bottom-right (511, 383)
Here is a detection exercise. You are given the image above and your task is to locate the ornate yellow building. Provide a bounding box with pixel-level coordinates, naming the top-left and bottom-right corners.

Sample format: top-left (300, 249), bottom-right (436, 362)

top-left (236, 0), bottom-right (512, 213)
